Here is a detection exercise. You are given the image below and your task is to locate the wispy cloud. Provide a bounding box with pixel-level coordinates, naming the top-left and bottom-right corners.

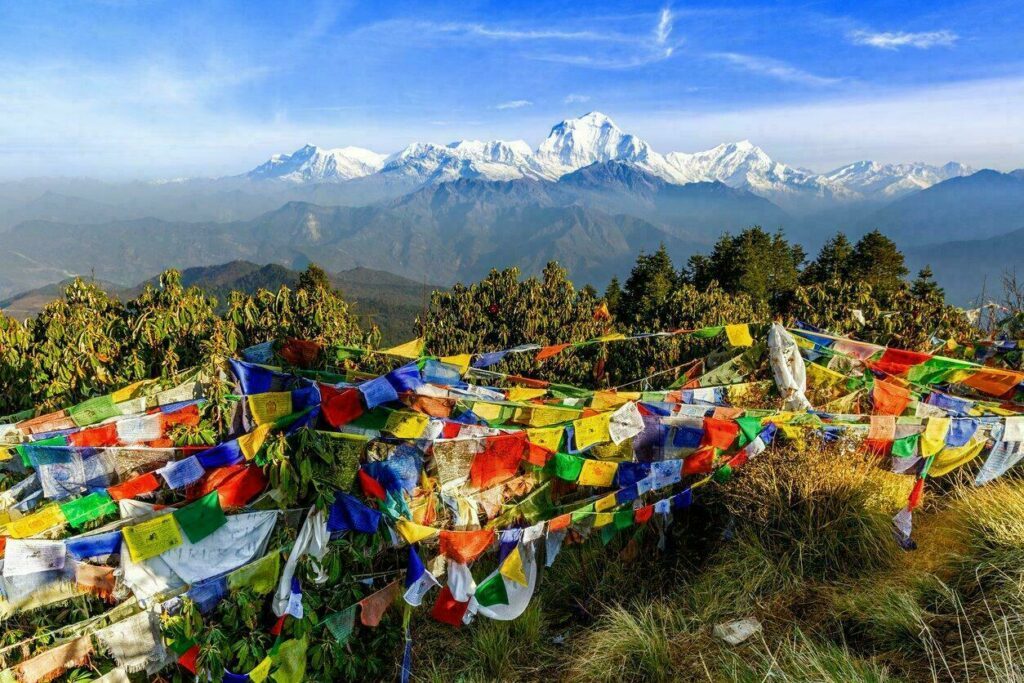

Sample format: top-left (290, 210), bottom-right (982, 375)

top-left (564, 93), bottom-right (591, 104)
top-left (654, 8), bottom-right (673, 45)
top-left (709, 52), bottom-right (841, 86)
top-left (495, 99), bottom-right (532, 110)
top-left (849, 29), bottom-right (958, 50)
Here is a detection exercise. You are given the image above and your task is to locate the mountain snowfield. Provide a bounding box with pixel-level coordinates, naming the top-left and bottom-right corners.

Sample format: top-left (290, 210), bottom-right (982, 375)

top-left (245, 112), bottom-right (972, 205)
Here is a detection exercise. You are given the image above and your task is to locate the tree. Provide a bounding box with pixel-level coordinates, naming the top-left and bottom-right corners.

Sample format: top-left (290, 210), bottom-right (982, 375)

top-left (618, 245), bottom-right (681, 328)
top-left (802, 233), bottom-right (853, 285)
top-left (689, 227), bottom-right (805, 308)
top-left (297, 263), bottom-right (333, 293)
top-left (911, 266), bottom-right (944, 299)
top-left (849, 230), bottom-right (908, 293)
top-left (603, 277), bottom-right (623, 316)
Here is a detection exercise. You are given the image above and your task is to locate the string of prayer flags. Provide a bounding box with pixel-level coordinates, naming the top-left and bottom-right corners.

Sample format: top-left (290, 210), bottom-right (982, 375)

top-left (122, 514), bottom-right (183, 562)
top-left (173, 491), bottom-right (227, 543)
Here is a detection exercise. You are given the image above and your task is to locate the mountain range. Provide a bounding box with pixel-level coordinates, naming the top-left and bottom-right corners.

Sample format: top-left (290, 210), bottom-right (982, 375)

top-left (0, 112), bottom-right (1019, 307)
top-left (240, 112), bottom-right (973, 211)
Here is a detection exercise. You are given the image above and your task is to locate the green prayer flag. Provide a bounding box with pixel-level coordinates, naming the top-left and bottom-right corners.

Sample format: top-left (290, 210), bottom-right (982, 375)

top-left (613, 510), bottom-right (633, 530)
top-left (228, 551), bottom-right (281, 595)
top-left (712, 464), bottom-right (734, 484)
top-left (907, 357), bottom-right (975, 386)
top-left (173, 491), bottom-right (226, 544)
top-left (322, 606), bottom-right (357, 643)
top-left (272, 636), bottom-right (307, 683)
top-left (350, 409), bottom-right (389, 431)
top-left (17, 435), bottom-right (67, 468)
top-left (474, 573), bottom-right (509, 607)
top-left (599, 525), bottom-right (618, 545)
top-left (693, 326), bottom-right (724, 339)
top-left (570, 504), bottom-right (594, 524)
top-left (553, 452), bottom-right (584, 481)
top-left (891, 434), bottom-right (919, 458)
top-left (68, 394), bottom-right (119, 427)
top-left (516, 482), bottom-right (554, 524)
top-left (59, 492), bottom-right (116, 528)
top-left (735, 416), bottom-right (762, 447)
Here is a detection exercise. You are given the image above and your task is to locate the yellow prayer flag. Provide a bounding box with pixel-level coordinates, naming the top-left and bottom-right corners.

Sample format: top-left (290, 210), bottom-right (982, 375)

top-left (247, 392), bottom-right (292, 425)
top-left (507, 387), bottom-right (548, 403)
top-left (725, 324), bottom-right (754, 347)
top-left (590, 391), bottom-right (639, 412)
top-left (593, 512), bottom-right (614, 528)
top-left (920, 417), bottom-right (951, 457)
top-left (384, 411), bottom-right (429, 439)
top-left (572, 413), bottom-right (611, 450)
top-left (577, 459), bottom-right (618, 487)
top-left (4, 505), bottom-right (66, 538)
top-left (594, 493), bottom-right (618, 512)
top-left (122, 514), bottom-right (183, 562)
top-left (596, 332), bottom-right (627, 342)
top-left (111, 379), bottom-right (152, 404)
top-left (500, 546), bottom-right (529, 586)
top-left (929, 438), bottom-right (986, 477)
top-left (525, 405), bottom-right (578, 427)
top-left (249, 657), bottom-right (273, 683)
top-left (383, 338), bottom-right (424, 360)
top-left (238, 424), bottom-right (273, 460)
top-left (396, 518), bottom-right (439, 544)
top-left (469, 402), bottom-right (503, 422)
top-left (440, 354), bottom-right (472, 374)
top-left (0, 447), bottom-right (12, 462)
top-left (526, 426), bottom-right (563, 452)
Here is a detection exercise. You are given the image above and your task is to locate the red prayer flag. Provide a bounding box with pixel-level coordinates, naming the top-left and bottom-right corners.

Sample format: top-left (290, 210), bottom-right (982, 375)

top-left (634, 505), bottom-right (654, 524)
top-left (178, 645), bottom-right (199, 674)
top-left (279, 338), bottom-right (323, 368)
top-left (319, 384), bottom-right (364, 427)
top-left (469, 433), bottom-right (527, 489)
top-left (683, 447), bottom-right (715, 476)
top-left (68, 422), bottom-right (118, 448)
top-left (908, 478), bottom-right (925, 510)
top-left (878, 347), bottom-right (932, 368)
top-left (107, 472), bottom-right (161, 500)
top-left (701, 418), bottom-right (739, 450)
top-left (524, 442), bottom-right (552, 467)
top-left (430, 586), bottom-right (469, 627)
top-left (359, 469), bottom-right (387, 500)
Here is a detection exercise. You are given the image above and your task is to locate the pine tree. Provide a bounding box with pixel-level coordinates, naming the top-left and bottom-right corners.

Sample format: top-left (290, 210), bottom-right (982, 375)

top-left (849, 230), bottom-right (908, 293)
top-left (689, 227), bottom-right (804, 308)
top-left (619, 244), bottom-right (680, 327)
top-left (604, 276), bottom-right (623, 315)
top-left (802, 233), bottom-right (853, 285)
top-left (911, 266), bottom-right (944, 299)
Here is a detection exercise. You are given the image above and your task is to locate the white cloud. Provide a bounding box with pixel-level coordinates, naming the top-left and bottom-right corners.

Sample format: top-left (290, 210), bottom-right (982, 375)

top-left (708, 52), bottom-right (841, 87)
top-left (495, 99), bottom-right (532, 110)
top-left (849, 29), bottom-right (958, 50)
top-left (564, 93), bottom-right (591, 104)
top-left (632, 77), bottom-right (1024, 171)
top-left (655, 8), bottom-right (673, 45)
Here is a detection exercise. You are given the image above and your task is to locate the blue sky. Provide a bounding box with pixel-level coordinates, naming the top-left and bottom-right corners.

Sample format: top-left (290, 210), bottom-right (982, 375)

top-left (1, 0), bottom-right (1021, 178)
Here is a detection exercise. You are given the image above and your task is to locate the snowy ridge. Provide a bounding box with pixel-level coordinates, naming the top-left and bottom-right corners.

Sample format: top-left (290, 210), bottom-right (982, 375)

top-left (244, 113), bottom-right (970, 202)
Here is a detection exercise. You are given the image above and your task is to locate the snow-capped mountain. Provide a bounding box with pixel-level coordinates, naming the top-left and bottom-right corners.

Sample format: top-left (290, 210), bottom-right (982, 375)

top-left (247, 144), bottom-right (387, 182)
top-left (380, 139), bottom-right (537, 183)
top-left (823, 161), bottom-right (974, 199)
top-left (245, 113), bottom-right (970, 205)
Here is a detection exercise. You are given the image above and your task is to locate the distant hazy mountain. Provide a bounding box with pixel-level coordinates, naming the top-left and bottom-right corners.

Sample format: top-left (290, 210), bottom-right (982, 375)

top-left (906, 225), bottom-right (1024, 305)
top-left (1, 260), bottom-right (431, 343)
top-left (867, 170), bottom-right (1024, 245)
top-left (824, 161), bottom-right (972, 199)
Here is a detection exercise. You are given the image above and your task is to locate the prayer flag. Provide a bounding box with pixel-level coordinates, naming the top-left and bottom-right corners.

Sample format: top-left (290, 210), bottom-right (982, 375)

top-left (173, 491), bottom-right (226, 543)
